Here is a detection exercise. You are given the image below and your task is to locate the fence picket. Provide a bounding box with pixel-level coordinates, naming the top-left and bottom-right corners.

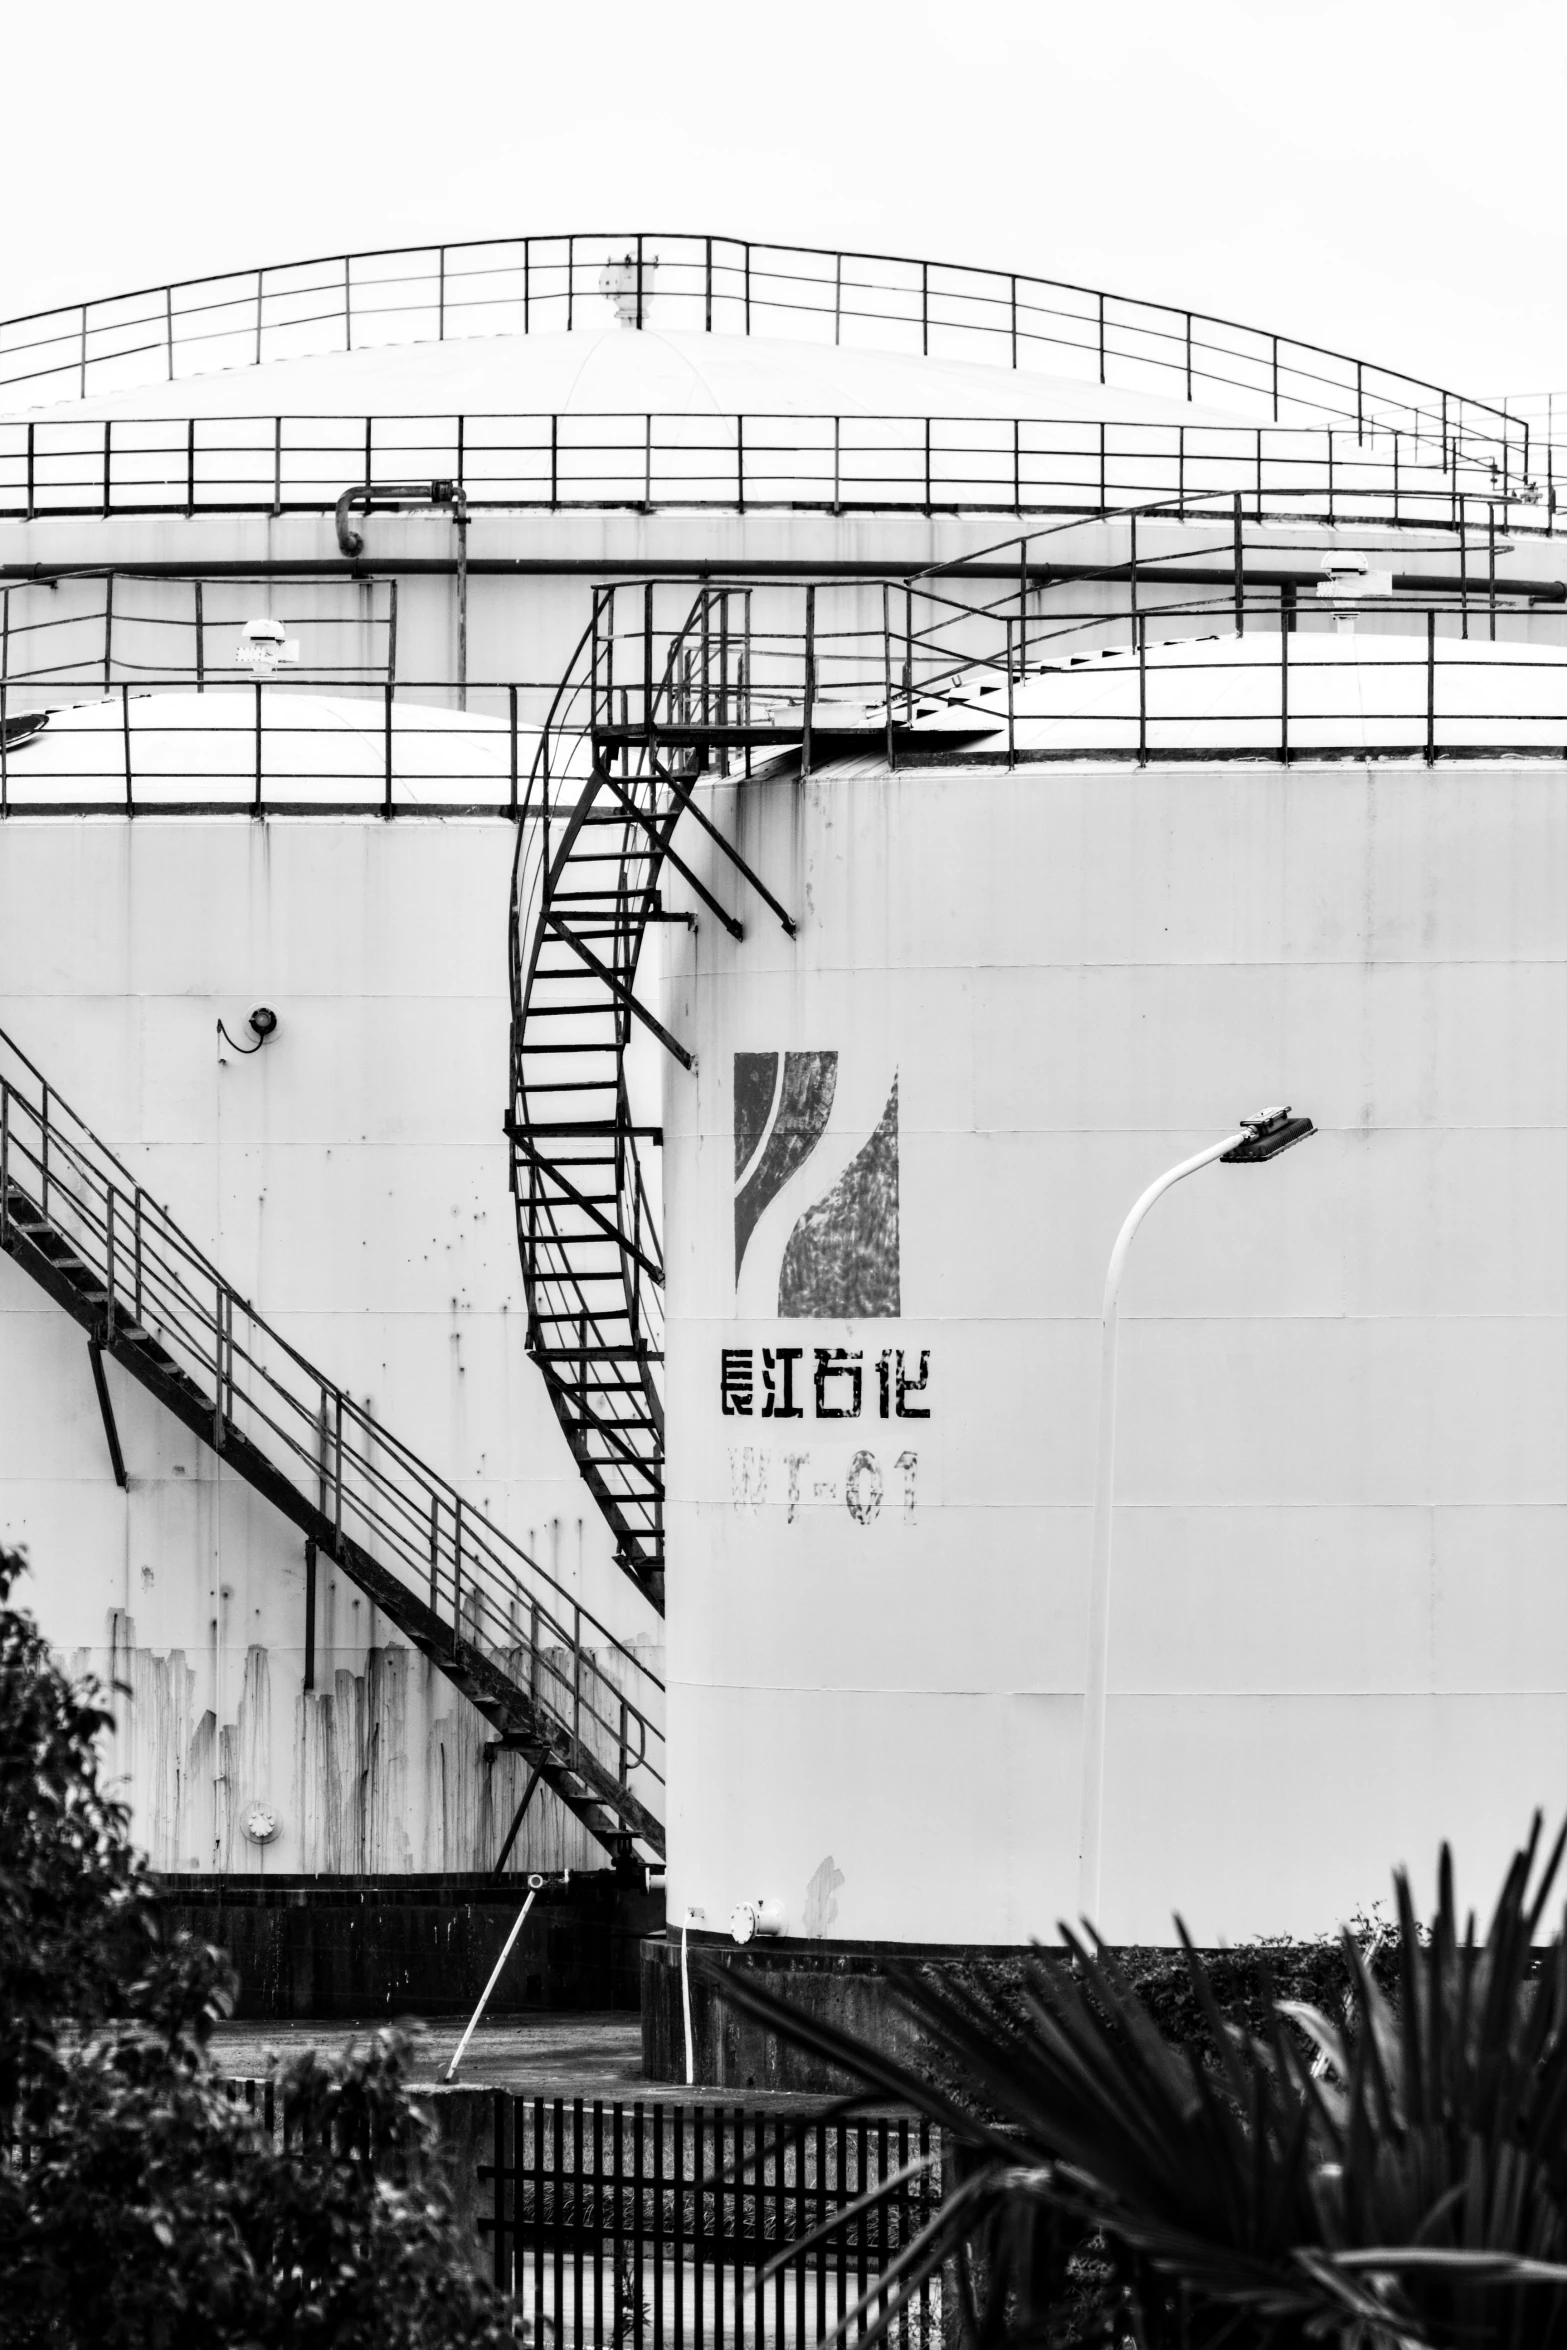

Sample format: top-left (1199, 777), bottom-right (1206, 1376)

top-left (477, 2092), bottom-right (940, 2345)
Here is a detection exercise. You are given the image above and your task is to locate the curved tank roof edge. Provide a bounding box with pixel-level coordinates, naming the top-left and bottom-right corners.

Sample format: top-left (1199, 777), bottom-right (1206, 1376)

top-left (0, 229), bottom-right (1517, 457)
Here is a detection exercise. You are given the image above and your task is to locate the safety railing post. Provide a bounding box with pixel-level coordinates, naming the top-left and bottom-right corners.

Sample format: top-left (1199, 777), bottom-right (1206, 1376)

top-left (509, 684), bottom-right (519, 817)
top-left (383, 681), bottom-right (394, 818)
top-left (104, 1189), bottom-right (115, 1339)
top-left (1128, 510), bottom-right (1139, 653)
top-left (133, 1187), bottom-right (143, 1327)
top-left (718, 591), bottom-right (731, 750)
top-left (882, 583), bottom-right (895, 772)
top-left (213, 1284), bottom-right (226, 1451)
top-left (643, 582), bottom-right (655, 746)
top-left (1137, 628), bottom-right (1147, 767)
top-left (618, 1698), bottom-right (629, 1791)
top-left (40, 1085), bottom-right (49, 1219)
top-left (1280, 615), bottom-right (1290, 766)
top-left (454, 1497), bottom-right (464, 1642)
top-left (1005, 617), bottom-right (1015, 766)
top-left (1, 1084), bottom-right (9, 1252)
top-left (1426, 608), bottom-right (1436, 766)
top-left (529, 1599), bottom-right (540, 1703)
top-left (333, 1389), bottom-right (344, 1551)
top-left (1018, 539), bottom-right (1028, 673)
top-left (122, 682), bottom-right (133, 817)
top-left (802, 585), bottom-right (815, 781)
top-left (428, 1492), bottom-right (439, 1614)
top-left (572, 1603), bottom-right (583, 1762)
top-left (253, 681), bottom-right (263, 817)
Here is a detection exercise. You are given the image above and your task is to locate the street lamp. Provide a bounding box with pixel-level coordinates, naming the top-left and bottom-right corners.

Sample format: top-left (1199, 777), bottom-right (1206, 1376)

top-left (1075, 1107), bottom-right (1316, 1927)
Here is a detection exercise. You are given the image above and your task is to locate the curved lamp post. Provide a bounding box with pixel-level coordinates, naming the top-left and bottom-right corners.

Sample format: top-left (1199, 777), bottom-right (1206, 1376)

top-left (1075, 1106), bottom-right (1316, 1927)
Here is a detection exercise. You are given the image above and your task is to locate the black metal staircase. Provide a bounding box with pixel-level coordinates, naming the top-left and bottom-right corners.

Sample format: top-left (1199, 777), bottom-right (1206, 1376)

top-left (507, 499), bottom-right (1504, 1600)
top-left (0, 1028), bottom-right (664, 1866)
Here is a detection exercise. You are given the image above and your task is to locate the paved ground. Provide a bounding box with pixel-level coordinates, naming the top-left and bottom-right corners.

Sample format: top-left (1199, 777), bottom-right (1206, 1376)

top-left (210, 2011), bottom-right (645, 2091)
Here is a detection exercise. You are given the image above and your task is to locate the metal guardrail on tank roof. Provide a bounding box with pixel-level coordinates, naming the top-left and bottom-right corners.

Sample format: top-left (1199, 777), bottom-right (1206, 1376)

top-left (506, 489), bottom-right (1567, 1577)
top-left (0, 230), bottom-right (1525, 483)
top-left (0, 405), bottom-right (1551, 530)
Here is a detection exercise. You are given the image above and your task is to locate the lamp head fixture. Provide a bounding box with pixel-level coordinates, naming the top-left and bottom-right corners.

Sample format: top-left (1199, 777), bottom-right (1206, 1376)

top-left (216, 1006), bottom-right (279, 1057)
top-left (1221, 1106), bottom-right (1316, 1163)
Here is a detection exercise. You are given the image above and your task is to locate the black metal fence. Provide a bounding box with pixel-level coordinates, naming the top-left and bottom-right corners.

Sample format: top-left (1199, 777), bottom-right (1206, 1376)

top-left (0, 409), bottom-right (1543, 531)
top-left (0, 232), bottom-right (1521, 481)
top-left (480, 2096), bottom-right (941, 2348)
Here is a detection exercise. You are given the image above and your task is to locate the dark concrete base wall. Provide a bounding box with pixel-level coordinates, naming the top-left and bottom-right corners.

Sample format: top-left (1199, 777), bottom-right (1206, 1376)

top-left (156, 1872), bottom-right (662, 2019)
top-left (641, 1932), bottom-right (1037, 2093)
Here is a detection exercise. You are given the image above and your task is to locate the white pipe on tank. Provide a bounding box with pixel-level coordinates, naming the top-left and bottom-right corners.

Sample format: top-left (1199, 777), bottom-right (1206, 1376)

top-left (681, 1909), bottom-right (704, 2085)
top-left (1075, 1133), bottom-right (1246, 1932)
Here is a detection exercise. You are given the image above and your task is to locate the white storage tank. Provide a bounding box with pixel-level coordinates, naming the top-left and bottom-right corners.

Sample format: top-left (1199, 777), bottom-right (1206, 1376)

top-left (659, 691), bottom-right (1567, 1952)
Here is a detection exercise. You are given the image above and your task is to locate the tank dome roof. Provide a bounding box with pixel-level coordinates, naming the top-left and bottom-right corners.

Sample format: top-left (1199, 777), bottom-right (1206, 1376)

top-left (14, 326), bottom-right (1245, 430)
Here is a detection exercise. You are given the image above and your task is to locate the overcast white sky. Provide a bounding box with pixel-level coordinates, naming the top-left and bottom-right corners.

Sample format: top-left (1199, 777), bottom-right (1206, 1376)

top-left (8, 0), bottom-right (1563, 402)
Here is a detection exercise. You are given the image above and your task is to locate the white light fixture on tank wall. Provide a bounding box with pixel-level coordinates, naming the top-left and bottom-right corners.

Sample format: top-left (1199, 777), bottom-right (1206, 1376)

top-left (217, 1007), bottom-right (279, 1057)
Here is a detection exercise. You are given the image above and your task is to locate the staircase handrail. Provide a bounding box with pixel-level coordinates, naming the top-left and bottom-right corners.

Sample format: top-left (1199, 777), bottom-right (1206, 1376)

top-left (0, 1026), bottom-right (665, 1824)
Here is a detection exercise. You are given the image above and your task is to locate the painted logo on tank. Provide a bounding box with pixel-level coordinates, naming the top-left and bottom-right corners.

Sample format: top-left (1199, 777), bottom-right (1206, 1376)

top-left (731, 1051), bottom-right (900, 1316)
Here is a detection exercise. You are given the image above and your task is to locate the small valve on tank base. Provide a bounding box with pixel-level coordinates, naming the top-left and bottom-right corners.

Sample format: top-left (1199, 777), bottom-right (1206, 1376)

top-left (729, 1897), bottom-right (788, 1945)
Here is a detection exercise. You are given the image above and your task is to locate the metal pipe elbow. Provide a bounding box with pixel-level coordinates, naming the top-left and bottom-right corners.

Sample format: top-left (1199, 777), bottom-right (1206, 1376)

top-left (335, 486), bottom-right (368, 558)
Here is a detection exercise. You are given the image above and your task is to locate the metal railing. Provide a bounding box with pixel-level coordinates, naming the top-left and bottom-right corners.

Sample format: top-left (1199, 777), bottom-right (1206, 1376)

top-left (0, 405), bottom-right (1546, 528)
top-left (0, 671), bottom-right (554, 815)
top-left (0, 572), bottom-right (400, 699)
top-left (548, 499), bottom-right (1567, 782)
top-left (0, 1023), bottom-right (665, 1845)
top-left (481, 2094), bottom-right (941, 2345)
top-left (0, 231), bottom-right (1523, 483)
top-left (506, 490), bottom-right (1567, 1572)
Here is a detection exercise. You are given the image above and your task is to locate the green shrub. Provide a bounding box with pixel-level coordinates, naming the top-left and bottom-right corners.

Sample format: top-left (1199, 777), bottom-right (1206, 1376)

top-left (0, 1549), bottom-right (518, 2347)
top-left (710, 1828), bottom-right (1567, 2350)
